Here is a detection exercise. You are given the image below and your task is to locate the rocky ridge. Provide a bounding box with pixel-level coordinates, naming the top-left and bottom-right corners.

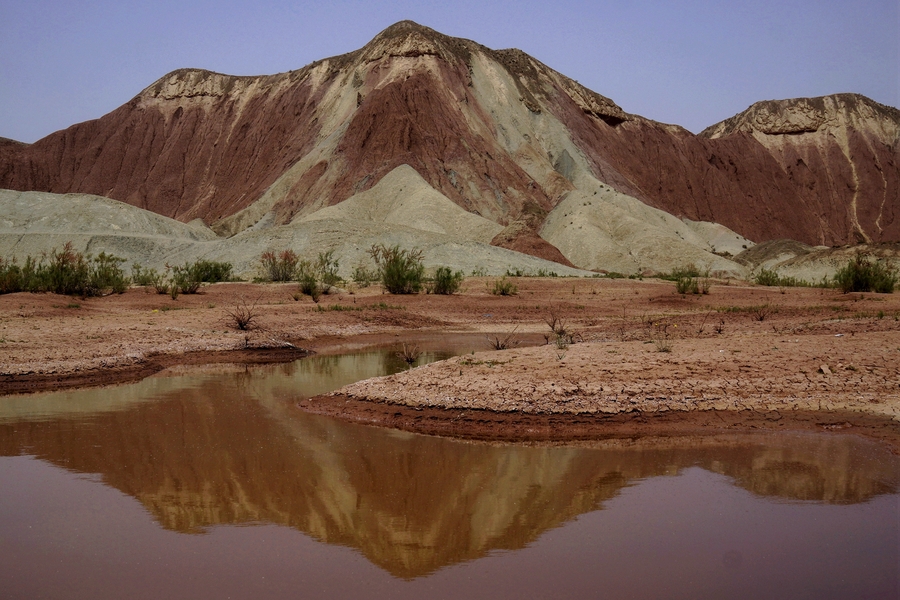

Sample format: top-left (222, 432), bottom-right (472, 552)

top-left (0, 21), bottom-right (898, 273)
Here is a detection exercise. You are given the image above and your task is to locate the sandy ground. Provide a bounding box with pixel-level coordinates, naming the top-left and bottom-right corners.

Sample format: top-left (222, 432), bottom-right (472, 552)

top-left (2, 277), bottom-right (899, 446)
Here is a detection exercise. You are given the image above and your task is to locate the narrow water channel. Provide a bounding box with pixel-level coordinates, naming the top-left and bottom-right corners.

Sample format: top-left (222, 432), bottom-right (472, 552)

top-left (1, 340), bottom-right (898, 599)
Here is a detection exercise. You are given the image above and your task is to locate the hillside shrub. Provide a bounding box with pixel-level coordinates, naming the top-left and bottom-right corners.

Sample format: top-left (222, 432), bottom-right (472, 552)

top-left (352, 264), bottom-right (378, 287)
top-left (668, 264), bottom-right (711, 295)
top-left (316, 251), bottom-right (341, 292)
top-left (260, 250), bottom-right (299, 282)
top-left (296, 259), bottom-right (321, 302)
top-left (490, 276), bottom-right (518, 296)
top-left (0, 243), bottom-right (128, 296)
top-left (368, 244), bottom-right (425, 294)
top-left (428, 267), bottom-right (464, 295)
top-left (753, 268), bottom-right (811, 288)
top-left (834, 255), bottom-right (897, 293)
top-left (189, 259), bottom-right (233, 283)
top-left (90, 252), bottom-right (129, 294)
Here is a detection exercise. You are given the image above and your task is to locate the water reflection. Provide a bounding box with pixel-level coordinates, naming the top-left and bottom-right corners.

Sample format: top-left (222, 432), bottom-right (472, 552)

top-left (1, 350), bottom-right (897, 579)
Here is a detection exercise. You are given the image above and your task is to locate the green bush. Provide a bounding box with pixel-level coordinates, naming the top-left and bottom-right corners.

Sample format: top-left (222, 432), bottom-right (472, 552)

top-left (368, 244), bottom-right (425, 294)
top-left (189, 259), bottom-right (232, 283)
top-left (167, 259), bottom-right (232, 295)
top-left (428, 267), bottom-right (464, 295)
top-left (490, 276), bottom-right (518, 296)
top-left (260, 250), bottom-right (299, 282)
top-left (316, 251), bottom-right (341, 291)
top-left (670, 264), bottom-right (710, 295)
top-left (753, 268), bottom-right (811, 287)
top-left (90, 252), bottom-right (129, 294)
top-left (0, 256), bottom-right (41, 294)
top-left (352, 264), bottom-right (378, 287)
top-left (0, 243), bottom-right (129, 296)
top-left (170, 263), bottom-right (202, 294)
top-left (659, 264), bottom-right (701, 282)
top-left (296, 259), bottom-right (321, 302)
top-left (833, 255), bottom-right (897, 293)
top-left (675, 275), bottom-right (699, 294)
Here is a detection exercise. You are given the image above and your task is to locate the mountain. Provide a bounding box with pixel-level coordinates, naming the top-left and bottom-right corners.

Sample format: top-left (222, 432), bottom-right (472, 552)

top-left (1, 21), bottom-right (897, 273)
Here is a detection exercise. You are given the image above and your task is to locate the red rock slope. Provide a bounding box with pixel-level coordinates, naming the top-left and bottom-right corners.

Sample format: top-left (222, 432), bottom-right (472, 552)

top-left (0, 21), bottom-right (897, 248)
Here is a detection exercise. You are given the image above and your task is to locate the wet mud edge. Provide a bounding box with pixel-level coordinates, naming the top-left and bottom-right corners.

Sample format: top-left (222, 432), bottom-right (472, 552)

top-left (300, 394), bottom-right (900, 451)
top-left (0, 347), bottom-right (312, 395)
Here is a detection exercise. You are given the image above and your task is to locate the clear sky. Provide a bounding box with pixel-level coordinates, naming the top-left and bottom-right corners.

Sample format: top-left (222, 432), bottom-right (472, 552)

top-left (1, 0), bottom-right (897, 143)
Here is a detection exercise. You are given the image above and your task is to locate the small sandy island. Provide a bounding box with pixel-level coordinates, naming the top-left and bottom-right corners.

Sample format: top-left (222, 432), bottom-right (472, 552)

top-left (2, 277), bottom-right (899, 448)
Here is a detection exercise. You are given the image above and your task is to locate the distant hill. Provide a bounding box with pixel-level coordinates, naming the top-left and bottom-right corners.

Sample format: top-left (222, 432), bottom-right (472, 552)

top-left (1, 21), bottom-right (897, 274)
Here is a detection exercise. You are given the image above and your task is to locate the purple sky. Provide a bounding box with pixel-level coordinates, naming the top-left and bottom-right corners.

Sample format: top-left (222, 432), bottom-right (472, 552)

top-left (1, 0), bottom-right (897, 143)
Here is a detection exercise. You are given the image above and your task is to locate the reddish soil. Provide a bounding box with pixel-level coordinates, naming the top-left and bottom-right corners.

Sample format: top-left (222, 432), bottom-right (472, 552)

top-left (2, 277), bottom-right (899, 446)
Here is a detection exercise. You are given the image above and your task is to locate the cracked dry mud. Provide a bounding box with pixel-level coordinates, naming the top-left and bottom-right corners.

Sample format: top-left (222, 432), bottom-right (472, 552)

top-left (2, 277), bottom-right (899, 448)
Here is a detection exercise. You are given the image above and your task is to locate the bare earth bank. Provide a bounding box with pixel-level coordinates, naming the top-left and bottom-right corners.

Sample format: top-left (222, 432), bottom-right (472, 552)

top-left (2, 278), bottom-right (898, 447)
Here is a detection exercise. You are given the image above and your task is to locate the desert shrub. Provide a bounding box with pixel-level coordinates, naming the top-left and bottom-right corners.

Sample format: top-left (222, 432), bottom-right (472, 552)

top-left (132, 264), bottom-right (168, 293)
top-left (166, 259), bottom-right (232, 295)
top-left (43, 243), bottom-right (93, 295)
top-left (674, 275), bottom-right (699, 294)
top-left (90, 252), bottom-right (129, 294)
top-left (668, 264), bottom-right (711, 295)
top-left (753, 268), bottom-right (780, 287)
top-left (754, 268), bottom-right (811, 288)
top-left (490, 276), bottom-right (518, 296)
top-left (296, 260), bottom-right (321, 302)
top-left (132, 264), bottom-right (158, 286)
top-left (169, 264), bottom-right (202, 294)
top-left (316, 250), bottom-right (341, 291)
top-left (260, 250), bottom-right (299, 282)
top-left (428, 266), bottom-right (464, 295)
top-left (833, 255), bottom-right (897, 293)
top-left (659, 264), bottom-right (701, 281)
top-left (486, 328), bottom-right (520, 350)
top-left (0, 256), bottom-right (42, 294)
top-left (368, 244), bottom-right (425, 294)
top-left (189, 259), bottom-right (232, 283)
top-left (1, 244), bottom-right (129, 296)
top-left (352, 264), bottom-right (378, 287)
top-left (225, 296), bottom-right (260, 330)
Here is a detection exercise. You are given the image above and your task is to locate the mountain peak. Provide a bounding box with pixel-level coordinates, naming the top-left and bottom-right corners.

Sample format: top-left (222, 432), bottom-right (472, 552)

top-left (701, 93), bottom-right (900, 138)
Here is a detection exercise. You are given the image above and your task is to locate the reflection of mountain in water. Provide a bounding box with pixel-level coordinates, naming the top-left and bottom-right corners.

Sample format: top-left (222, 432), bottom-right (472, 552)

top-left (1, 367), bottom-right (897, 578)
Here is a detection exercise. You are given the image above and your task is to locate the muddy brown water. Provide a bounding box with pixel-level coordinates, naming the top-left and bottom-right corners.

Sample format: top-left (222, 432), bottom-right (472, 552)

top-left (1, 338), bottom-right (898, 599)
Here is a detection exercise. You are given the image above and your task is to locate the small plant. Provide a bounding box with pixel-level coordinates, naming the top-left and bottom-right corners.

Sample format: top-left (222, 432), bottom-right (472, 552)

top-left (225, 296), bottom-right (261, 331)
top-left (714, 318), bottom-right (726, 334)
top-left (170, 263), bottom-right (201, 294)
top-left (368, 244), bottom-right (425, 294)
top-left (650, 321), bottom-right (674, 352)
top-left (316, 250), bottom-right (342, 292)
top-left (189, 259), bottom-right (233, 283)
top-left (754, 268), bottom-right (811, 288)
top-left (296, 261), bottom-right (322, 303)
top-left (486, 328), bottom-right (520, 350)
top-left (833, 254), bottom-right (897, 293)
top-left (670, 263), bottom-right (711, 295)
top-left (428, 267), bottom-right (464, 295)
top-left (490, 276), bottom-right (518, 296)
top-left (352, 264), bottom-right (378, 287)
top-left (260, 250), bottom-right (299, 282)
top-left (749, 304), bottom-right (774, 322)
top-left (544, 307), bottom-right (581, 347)
top-left (131, 264), bottom-right (159, 286)
top-left (675, 275), bottom-right (699, 295)
top-left (1, 243), bottom-right (130, 296)
top-left (396, 342), bottom-right (421, 365)
top-left (90, 252), bottom-right (129, 294)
